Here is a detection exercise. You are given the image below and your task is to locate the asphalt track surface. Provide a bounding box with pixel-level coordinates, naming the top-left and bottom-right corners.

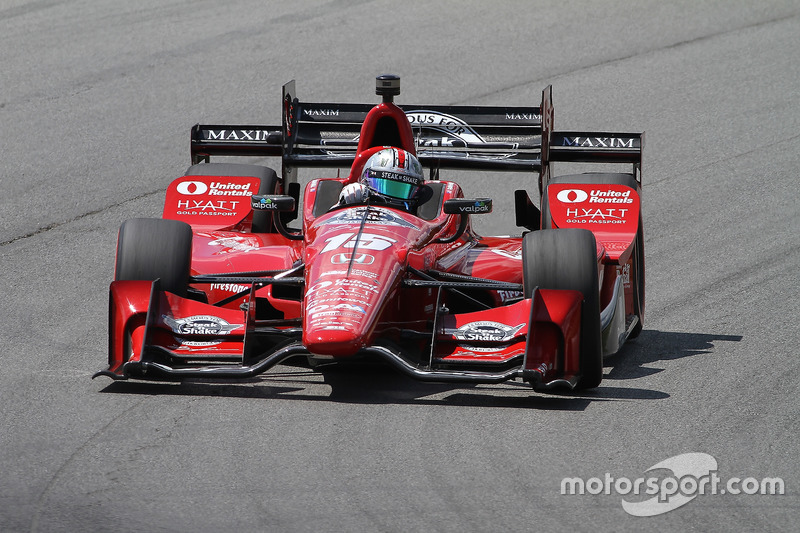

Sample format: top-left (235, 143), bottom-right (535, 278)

top-left (2, 1), bottom-right (799, 531)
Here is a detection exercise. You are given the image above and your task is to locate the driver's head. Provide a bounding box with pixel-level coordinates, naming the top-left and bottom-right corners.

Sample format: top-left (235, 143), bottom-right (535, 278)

top-left (360, 147), bottom-right (424, 203)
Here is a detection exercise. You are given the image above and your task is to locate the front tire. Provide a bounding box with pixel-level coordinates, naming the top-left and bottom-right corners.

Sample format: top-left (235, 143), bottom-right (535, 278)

top-left (114, 218), bottom-right (193, 297)
top-left (523, 228), bottom-right (603, 389)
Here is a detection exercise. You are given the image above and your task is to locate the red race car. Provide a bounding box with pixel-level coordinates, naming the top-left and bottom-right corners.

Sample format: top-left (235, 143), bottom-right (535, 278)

top-left (95, 75), bottom-right (644, 391)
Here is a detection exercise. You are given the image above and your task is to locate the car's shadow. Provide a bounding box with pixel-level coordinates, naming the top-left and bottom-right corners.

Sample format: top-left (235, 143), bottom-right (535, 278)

top-left (99, 329), bottom-right (742, 410)
top-left (602, 329), bottom-right (743, 381)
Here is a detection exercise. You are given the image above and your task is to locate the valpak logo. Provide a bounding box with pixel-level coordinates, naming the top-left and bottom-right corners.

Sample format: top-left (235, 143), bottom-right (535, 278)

top-left (560, 452), bottom-right (785, 517)
top-left (456, 201), bottom-right (491, 214)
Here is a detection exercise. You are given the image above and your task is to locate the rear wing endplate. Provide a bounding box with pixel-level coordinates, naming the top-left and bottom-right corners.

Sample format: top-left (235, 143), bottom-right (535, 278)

top-left (548, 131), bottom-right (644, 184)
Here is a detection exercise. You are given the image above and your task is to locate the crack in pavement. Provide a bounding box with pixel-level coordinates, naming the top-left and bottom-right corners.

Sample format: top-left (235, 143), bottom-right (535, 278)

top-left (0, 188), bottom-right (165, 247)
top-left (29, 396), bottom-right (148, 533)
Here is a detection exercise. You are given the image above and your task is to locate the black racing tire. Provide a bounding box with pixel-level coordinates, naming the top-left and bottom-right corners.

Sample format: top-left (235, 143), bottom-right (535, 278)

top-left (184, 163), bottom-right (279, 233)
top-left (629, 216), bottom-right (645, 338)
top-left (523, 228), bottom-right (603, 389)
top-left (115, 218), bottom-right (193, 297)
top-left (541, 172), bottom-right (645, 336)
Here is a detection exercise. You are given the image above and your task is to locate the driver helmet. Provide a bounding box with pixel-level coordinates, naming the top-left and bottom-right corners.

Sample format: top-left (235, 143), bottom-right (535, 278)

top-left (360, 147), bottom-right (424, 203)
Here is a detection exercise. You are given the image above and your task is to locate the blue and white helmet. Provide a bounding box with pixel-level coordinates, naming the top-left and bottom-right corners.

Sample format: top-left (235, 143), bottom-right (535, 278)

top-left (360, 147), bottom-right (424, 202)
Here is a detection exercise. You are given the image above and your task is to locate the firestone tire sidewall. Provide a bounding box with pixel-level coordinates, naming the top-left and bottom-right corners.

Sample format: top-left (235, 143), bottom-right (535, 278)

top-left (522, 228), bottom-right (603, 389)
top-left (114, 218), bottom-right (193, 297)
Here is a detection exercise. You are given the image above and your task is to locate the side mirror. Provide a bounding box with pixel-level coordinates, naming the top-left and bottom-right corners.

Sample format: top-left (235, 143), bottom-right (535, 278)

top-left (251, 195), bottom-right (301, 240)
top-left (251, 195), bottom-right (296, 212)
top-left (443, 198), bottom-right (493, 215)
top-left (437, 198), bottom-right (492, 244)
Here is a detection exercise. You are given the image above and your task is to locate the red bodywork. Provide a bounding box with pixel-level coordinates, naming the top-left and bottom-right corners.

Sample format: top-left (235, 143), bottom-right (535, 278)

top-left (98, 79), bottom-right (644, 390)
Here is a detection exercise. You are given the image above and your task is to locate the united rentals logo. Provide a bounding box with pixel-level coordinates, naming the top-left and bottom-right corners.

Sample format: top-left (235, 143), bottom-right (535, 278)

top-left (556, 189), bottom-right (589, 203)
top-left (176, 180), bottom-right (253, 197)
top-left (556, 188), bottom-right (634, 205)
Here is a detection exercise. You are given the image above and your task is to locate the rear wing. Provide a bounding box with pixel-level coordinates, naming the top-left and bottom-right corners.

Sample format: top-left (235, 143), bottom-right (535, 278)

top-left (190, 79), bottom-right (643, 188)
top-left (548, 131), bottom-right (644, 185)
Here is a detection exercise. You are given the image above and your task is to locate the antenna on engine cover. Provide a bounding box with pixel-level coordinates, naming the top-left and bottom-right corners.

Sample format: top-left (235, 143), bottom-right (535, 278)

top-left (376, 74), bottom-right (401, 103)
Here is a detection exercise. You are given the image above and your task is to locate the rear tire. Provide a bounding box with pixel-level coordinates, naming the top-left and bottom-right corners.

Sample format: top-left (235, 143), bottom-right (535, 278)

top-left (523, 228), bottom-right (602, 389)
top-left (115, 218), bottom-right (193, 297)
top-left (629, 217), bottom-right (645, 338)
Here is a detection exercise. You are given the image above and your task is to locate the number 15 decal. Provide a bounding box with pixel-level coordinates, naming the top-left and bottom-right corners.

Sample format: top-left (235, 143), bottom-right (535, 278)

top-left (321, 232), bottom-right (397, 253)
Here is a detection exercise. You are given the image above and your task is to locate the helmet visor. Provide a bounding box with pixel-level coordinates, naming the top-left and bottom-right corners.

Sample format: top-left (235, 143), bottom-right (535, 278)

top-left (363, 170), bottom-right (421, 200)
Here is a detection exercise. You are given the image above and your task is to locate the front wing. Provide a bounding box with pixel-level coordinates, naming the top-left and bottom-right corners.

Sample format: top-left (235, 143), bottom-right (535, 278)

top-left (97, 278), bottom-right (586, 390)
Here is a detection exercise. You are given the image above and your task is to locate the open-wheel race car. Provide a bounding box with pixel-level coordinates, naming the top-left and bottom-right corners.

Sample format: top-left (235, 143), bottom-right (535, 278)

top-left (95, 75), bottom-right (644, 391)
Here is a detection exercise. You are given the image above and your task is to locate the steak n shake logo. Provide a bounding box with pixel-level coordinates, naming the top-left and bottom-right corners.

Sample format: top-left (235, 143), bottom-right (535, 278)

top-left (405, 110), bottom-right (519, 154)
top-left (163, 315), bottom-right (243, 336)
top-left (406, 110), bottom-right (486, 147)
top-left (452, 321), bottom-right (524, 342)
